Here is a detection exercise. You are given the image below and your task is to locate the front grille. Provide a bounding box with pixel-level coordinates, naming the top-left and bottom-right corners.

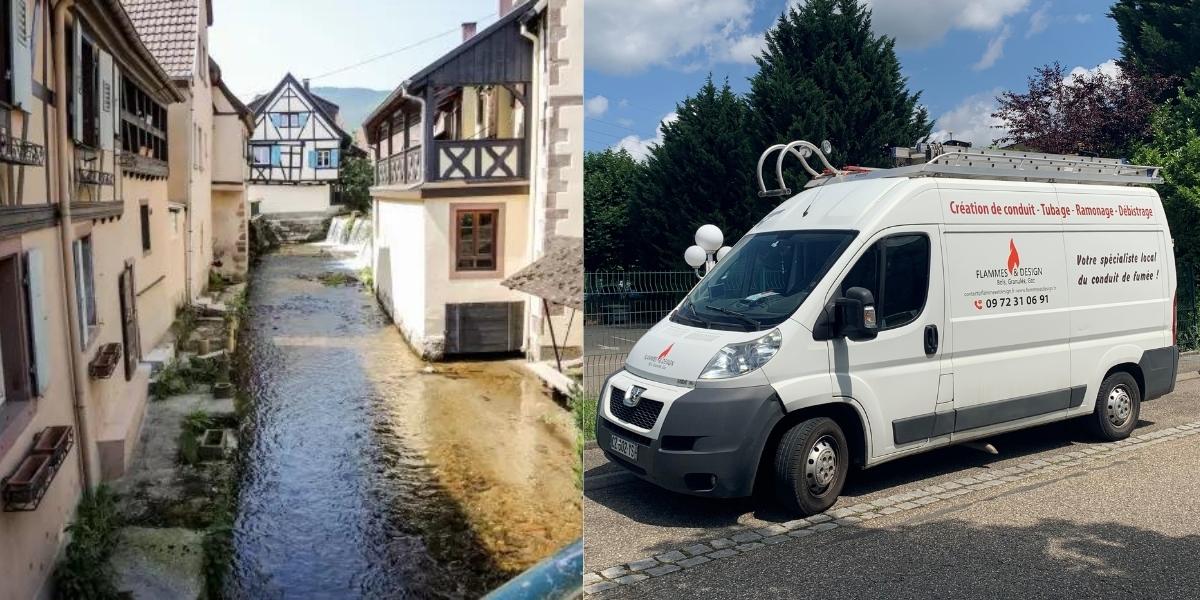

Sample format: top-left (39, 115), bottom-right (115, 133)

top-left (609, 386), bottom-right (665, 430)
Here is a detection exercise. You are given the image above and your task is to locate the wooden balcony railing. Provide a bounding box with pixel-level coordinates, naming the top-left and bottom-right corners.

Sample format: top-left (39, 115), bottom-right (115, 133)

top-left (435, 138), bottom-right (525, 181)
top-left (375, 145), bottom-right (423, 186)
top-left (119, 153), bottom-right (169, 180)
top-left (76, 168), bottom-right (115, 186)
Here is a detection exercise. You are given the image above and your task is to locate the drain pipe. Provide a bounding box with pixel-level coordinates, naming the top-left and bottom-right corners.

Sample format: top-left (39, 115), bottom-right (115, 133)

top-left (52, 0), bottom-right (95, 489)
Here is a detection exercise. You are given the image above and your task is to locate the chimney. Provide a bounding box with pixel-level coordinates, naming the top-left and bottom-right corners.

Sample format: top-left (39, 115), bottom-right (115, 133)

top-left (499, 0), bottom-right (515, 17)
top-left (303, 78), bottom-right (310, 91)
top-left (462, 22), bottom-right (477, 42)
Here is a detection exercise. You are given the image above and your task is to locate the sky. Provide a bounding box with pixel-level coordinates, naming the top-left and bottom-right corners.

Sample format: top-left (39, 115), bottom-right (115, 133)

top-left (209, 0), bottom-right (499, 102)
top-left (583, 0), bottom-right (1123, 159)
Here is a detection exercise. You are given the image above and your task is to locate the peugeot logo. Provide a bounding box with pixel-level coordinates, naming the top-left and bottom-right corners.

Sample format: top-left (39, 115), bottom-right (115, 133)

top-left (623, 386), bottom-right (646, 408)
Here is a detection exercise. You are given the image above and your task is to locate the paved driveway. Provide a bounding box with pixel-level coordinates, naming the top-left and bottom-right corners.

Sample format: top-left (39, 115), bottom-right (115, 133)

top-left (584, 374), bottom-right (1200, 597)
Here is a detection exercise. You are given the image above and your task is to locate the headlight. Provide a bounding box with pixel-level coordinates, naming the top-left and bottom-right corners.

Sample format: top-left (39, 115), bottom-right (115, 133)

top-left (699, 329), bottom-right (782, 379)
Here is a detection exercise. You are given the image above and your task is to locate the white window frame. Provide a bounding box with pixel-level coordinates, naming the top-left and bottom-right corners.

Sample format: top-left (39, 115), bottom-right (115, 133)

top-left (316, 149), bottom-right (331, 168)
top-left (73, 236), bottom-right (97, 347)
top-left (252, 145), bottom-right (270, 166)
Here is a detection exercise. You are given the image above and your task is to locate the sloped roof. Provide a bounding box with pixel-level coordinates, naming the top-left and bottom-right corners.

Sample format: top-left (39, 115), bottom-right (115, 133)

top-left (502, 237), bottom-right (583, 310)
top-left (247, 73), bottom-right (350, 142)
top-left (121, 0), bottom-right (200, 80)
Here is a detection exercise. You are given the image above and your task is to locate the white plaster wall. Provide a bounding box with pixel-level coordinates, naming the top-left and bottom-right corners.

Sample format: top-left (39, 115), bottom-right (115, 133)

top-left (249, 184), bottom-right (332, 214)
top-left (374, 197), bottom-right (427, 346)
top-left (125, 176), bottom-right (186, 352)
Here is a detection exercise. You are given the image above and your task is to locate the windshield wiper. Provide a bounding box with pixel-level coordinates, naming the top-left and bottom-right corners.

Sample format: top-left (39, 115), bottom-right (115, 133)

top-left (704, 304), bottom-right (761, 329)
top-left (683, 300), bottom-right (710, 327)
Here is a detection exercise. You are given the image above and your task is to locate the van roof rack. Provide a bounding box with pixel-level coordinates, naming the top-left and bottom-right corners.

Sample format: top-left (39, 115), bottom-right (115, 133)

top-left (757, 140), bottom-right (1163, 196)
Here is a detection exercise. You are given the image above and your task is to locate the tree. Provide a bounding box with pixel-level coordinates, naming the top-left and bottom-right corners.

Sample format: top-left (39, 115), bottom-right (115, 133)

top-left (1132, 78), bottom-right (1200, 268)
top-left (630, 77), bottom-right (769, 270)
top-left (748, 0), bottom-right (930, 180)
top-left (1110, 0), bottom-right (1200, 85)
top-left (336, 154), bottom-right (374, 213)
top-left (993, 62), bottom-right (1158, 157)
top-left (583, 148), bottom-right (641, 271)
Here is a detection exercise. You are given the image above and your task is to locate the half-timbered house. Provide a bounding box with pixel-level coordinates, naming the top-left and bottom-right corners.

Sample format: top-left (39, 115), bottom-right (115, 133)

top-left (0, 1), bottom-right (184, 596)
top-left (363, 0), bottom-right (581, 363)
top-left (247, 73), bottom-right (348, 215)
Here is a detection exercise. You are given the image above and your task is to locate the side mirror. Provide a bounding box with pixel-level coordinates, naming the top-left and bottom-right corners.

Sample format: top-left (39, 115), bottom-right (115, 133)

top-left (836, 287), bottom-right (878, 341)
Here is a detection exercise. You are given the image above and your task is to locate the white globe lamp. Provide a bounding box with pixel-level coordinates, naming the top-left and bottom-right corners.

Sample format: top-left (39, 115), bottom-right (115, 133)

top-left (684, 245), bottom-right (707, 269)
top-left (715, 246), bottom-right (732, 262)
top-left (695, 224), bottom-right (724, 253)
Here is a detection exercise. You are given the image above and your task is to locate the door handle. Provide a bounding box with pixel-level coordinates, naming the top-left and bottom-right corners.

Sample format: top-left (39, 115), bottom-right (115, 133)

top-left (924, 324), bottom-right (939, 356)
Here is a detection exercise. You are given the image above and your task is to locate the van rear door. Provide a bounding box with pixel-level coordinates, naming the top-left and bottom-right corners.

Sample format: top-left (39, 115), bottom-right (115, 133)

top-left (827, 225), bottom-right (947, 457)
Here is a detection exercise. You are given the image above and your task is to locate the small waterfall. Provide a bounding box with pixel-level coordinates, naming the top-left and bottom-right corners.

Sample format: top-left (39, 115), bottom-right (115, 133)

top-left (322, 214), bottom-right (373, 270)
top-left (325, 215), bottom-right (351, 245)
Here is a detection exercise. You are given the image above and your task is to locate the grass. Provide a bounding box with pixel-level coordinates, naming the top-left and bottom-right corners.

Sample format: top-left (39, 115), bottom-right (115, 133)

top-left (569, 386), bottom-right (596, 490)
top-left (358, 266), bottom-right (374, 292)
top-left (54, 486), bottom-right (122, 599)
top-left (150, 353), bottom-right (230, 400)
top-left (317, 271), bottom-right (357, 286)
top-left (170, 304), bottom-right (199, 348)
top-left (208, 271), bottom-right (229, 294)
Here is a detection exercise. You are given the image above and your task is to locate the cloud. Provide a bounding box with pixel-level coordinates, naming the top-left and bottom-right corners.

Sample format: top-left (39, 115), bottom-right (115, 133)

top-left (973, 25), bottom-right (1011, 70)
top-left (585, 95), bottom-right (610, 118)
top-left (585, 0), bottom-right (759, 74)
top-left (929, 89), bottom-right (1008, 148)
top-left (1027, 3), bottom-right (1050, 37)
top-left (863, 0), bottom-right (1029, 48)
top-left (1068, 59), bottom-right (1120, 80)
top-left (614, 113), bottom-right (678, 161)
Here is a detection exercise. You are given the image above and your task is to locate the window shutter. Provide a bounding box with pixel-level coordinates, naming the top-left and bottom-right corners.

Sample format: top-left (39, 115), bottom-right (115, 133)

top-left (22, 249), bottom-right (49, 396)
top-left (98, 49), bottom-right (114, 151)
top-left (298, 112), bottom-right (309, 130)
top-left (112, 64), bottom-right (122, 146)
top-left (10, 0), bottom-right (33, 110)
top-left (307, 149), bottom-right (315, 168)
top-left (71, 23), bottom-right (83, 143)
top-left (331, 149), bottom-right (340, 167)
top-left (73, 240), bottom-right (87, 346)
top-left (269, 113), bottom-right (282, 129)
top-left (270, 145), bottom-right (281, 166)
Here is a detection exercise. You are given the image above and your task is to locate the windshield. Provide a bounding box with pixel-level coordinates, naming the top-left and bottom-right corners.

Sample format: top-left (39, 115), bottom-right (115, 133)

top-left (673, 230), bottom-right (856, 331)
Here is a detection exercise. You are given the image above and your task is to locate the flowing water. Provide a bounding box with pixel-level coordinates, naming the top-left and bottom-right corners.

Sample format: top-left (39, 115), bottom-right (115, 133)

top-left (228, 244), bottom-right (581, 599)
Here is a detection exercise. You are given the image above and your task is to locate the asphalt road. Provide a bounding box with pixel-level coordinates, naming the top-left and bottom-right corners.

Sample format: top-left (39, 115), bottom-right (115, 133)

top-left (584, 373), bottom-right (1200, 598)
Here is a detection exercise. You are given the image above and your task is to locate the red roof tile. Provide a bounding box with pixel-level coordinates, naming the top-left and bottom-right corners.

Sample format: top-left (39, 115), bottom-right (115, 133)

top-left (121, 0), bottom-right (199, 80)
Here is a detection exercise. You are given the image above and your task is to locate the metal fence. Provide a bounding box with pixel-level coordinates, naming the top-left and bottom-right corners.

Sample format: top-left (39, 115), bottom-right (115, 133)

top-left (583, 271), bottom-right (696, 397)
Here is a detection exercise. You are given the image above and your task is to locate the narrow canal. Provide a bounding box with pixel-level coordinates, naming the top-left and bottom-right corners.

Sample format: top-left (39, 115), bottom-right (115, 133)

top-left (228, 244), bottom-right (581, 598)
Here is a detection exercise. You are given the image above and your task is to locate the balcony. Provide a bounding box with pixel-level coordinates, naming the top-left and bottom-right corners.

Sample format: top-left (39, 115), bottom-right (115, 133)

top-left (435, 139), bottom-right (525, 181)
top-left (119, 153), bottom-right (169, 180)
top-left (77, 168), bottom-right (115, 186)
top-left (375, 145), bottom-right (422, 186)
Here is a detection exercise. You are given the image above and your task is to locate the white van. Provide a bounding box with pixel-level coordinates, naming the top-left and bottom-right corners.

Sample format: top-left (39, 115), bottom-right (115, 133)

top-left (596, 143), bottom-right (1179, 515)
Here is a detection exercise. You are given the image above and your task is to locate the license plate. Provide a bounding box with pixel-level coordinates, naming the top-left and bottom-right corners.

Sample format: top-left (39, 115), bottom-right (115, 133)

top-left (609, 434), bottom-right (639, 462)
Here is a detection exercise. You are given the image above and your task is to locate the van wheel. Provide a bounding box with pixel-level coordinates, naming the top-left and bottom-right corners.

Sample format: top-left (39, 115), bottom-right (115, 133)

top-left (1087, 372), bottom-right (1141, 441)
top-left (773, 417), bottom-right (849, 516)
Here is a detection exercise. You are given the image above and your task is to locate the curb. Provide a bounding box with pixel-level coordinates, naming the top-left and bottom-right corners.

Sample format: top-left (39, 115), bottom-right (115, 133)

top-left (582, 420), bottom-right (1200, 595)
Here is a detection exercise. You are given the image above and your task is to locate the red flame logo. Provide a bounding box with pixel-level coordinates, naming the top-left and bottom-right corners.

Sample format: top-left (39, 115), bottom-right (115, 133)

top-left (1007, 239), bottom-right (1020, 273)
top-left (658, 344), bottom-right (674, 360)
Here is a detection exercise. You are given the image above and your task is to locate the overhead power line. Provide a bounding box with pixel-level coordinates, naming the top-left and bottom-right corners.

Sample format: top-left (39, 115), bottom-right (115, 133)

top-left (309, 11), bottom-right (496, 81)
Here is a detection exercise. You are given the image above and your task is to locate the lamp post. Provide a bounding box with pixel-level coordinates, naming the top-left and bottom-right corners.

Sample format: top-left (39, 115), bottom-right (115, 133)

top-left (684, 224), bottom-right (732, 279)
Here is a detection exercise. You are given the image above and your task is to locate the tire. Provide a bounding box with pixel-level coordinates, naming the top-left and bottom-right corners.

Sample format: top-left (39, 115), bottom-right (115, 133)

top-left (1087, 371), bottom-right (1141, 441)
top-left (773, 417), bottom-right (849, 516)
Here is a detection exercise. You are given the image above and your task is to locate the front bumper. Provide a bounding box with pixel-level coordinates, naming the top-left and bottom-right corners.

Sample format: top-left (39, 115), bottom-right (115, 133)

top-left (596, 372), bottom-right (784, 497)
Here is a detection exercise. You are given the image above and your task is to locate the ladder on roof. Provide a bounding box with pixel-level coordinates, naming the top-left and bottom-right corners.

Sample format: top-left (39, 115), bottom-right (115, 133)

top-left (756, 140), bottom-right (1163, 196)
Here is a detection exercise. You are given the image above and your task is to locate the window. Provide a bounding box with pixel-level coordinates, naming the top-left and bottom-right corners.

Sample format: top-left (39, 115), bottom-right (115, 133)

top-left (0, 248), bottom-right (50, 419)
top-left (252, 145), bottom-right (271, 165)
top-left (139, 201), bottom-right (151, 252)
top-left (840, 233), bottom-right (930, 330)
top-left (678, 230), bottom-right (856, 330)
top-left (316, 149), bottom-right (331, 168)
top-left (454, 208), bottom-right (499, 272)
top-left (288, 113), bottom-right (301, 128)
top-left (120, 74), bottom-right (169, 162)
top-left (73, 236), bottom-right (97, 346)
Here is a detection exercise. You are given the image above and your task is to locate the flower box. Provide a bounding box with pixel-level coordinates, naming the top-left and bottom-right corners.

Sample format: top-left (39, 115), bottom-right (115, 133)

top-left (88, 343), bottom-right (122, 379)
top-left (3, 454), bottom-right (51, 509)
top-left (32, 426), bottom-right (74, 467)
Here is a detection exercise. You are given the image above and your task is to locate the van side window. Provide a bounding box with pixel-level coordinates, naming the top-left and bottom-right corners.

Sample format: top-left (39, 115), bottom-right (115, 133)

top-left (841, 234), bottom-right (930, 330)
